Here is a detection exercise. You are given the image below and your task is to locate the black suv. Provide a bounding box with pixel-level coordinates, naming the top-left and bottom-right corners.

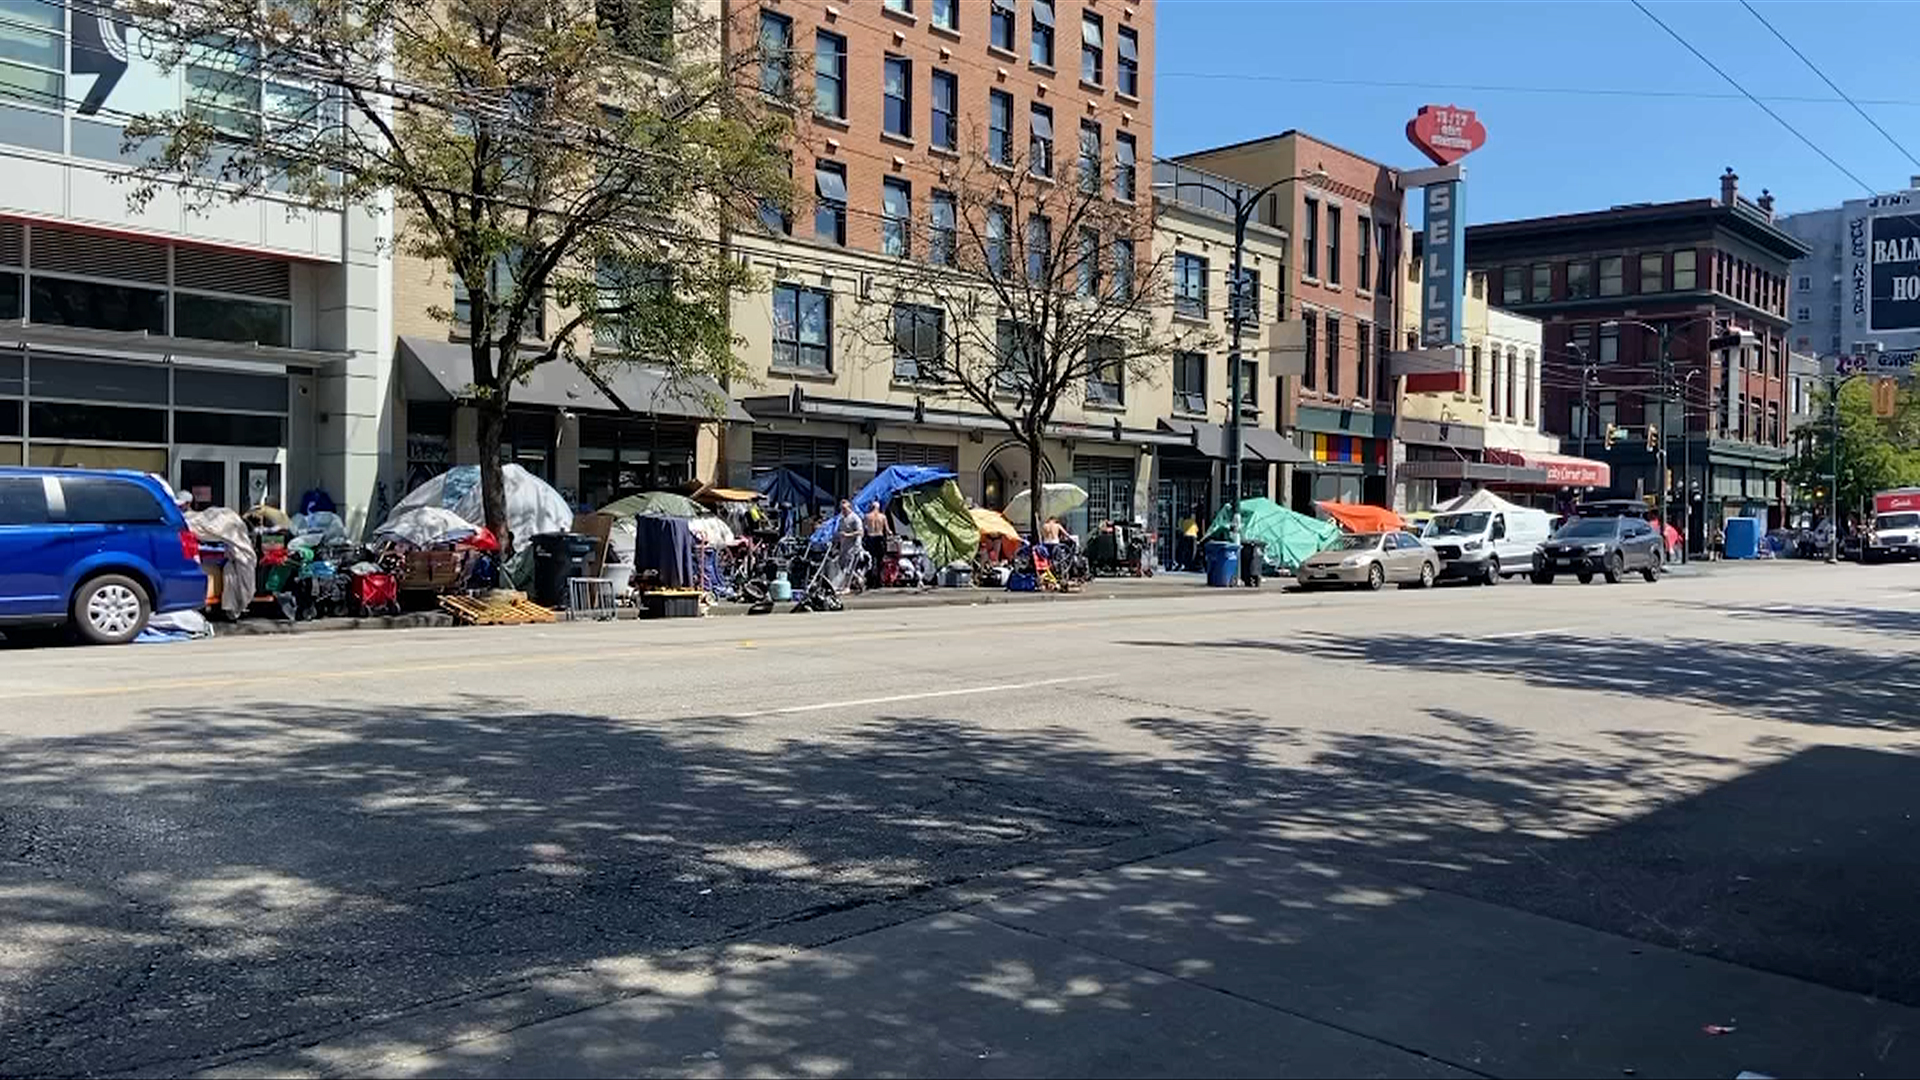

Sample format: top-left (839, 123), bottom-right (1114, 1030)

top-left (1532, 516), bottom-right (1663, 584)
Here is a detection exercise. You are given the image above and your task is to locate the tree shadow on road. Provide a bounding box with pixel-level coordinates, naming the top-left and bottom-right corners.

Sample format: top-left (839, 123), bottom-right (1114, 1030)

top-left (2, 680), bottom-right (1919, 1076)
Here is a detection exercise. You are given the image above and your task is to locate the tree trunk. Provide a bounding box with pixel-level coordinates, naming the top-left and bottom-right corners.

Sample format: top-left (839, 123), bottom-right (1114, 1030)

top-left (1026, 435), bottom-right (1046, 541)
top-left (475, 401), bottom-right (510, 552)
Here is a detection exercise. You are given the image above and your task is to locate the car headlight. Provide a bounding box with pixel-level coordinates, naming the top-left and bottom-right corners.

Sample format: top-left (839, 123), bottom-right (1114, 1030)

top-left (1584, 543), bottom-right (1609, 554)
top-left (1340, 555), bottom-right (1364, 567)
top-left (1462, 539), bottom-right (1483, 552)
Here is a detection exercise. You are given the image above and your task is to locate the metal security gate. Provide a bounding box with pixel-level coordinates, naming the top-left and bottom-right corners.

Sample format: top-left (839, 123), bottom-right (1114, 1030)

top-left (1071, 454), bottom-right (1135, 538)
top-left (1156, 469), bottom-right (1211, 568)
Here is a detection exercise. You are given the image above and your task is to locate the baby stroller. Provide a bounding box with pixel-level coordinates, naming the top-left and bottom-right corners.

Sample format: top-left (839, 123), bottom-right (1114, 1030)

top-left (791, 536), bottom-right (848, 613)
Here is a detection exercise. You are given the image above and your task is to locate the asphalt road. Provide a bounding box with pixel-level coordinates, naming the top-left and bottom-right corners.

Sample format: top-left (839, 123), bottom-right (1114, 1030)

top-left (3, 562), bottom-right (1920, 1078)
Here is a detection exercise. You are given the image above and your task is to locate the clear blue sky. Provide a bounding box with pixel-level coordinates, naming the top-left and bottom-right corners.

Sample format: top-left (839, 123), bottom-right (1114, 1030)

top-left (1156, 0), bottom-right (1920, 224)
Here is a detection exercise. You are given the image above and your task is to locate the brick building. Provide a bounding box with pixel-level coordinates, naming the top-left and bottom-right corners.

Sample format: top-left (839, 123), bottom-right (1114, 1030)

top-left (1466, 168), bottom-right (1811, 539)
top-left (726, 0), bottom-right (1175, 532)
top-left (1171, 131), bottom-right (1403, 510)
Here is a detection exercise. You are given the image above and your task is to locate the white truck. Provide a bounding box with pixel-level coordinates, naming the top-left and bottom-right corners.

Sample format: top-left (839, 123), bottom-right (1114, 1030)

top-left (1421, 490), bottom-right (1555, 584)
top-left (1865, 488), bottom-right (1920, 563)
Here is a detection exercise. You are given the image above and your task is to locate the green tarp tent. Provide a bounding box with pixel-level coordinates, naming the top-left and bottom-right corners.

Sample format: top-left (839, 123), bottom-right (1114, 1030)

top-left (899, 480), bottom-right (981, 569)
top-left (1206, 497), bottom-right (1341, 571)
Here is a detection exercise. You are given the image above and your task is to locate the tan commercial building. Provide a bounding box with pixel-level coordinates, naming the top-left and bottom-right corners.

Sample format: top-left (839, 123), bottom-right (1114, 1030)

top-left (724, 0), bottom-right (1176, 534)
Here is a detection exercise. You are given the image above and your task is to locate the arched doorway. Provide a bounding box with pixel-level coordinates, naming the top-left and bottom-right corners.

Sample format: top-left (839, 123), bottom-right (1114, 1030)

top-left (982, 462), bottom-right (1008, 510)
top-left (979, 439), bottom-right (1054, 510)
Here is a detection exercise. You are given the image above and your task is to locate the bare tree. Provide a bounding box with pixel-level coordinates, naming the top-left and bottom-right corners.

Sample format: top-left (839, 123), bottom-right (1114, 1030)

top-left (852, 144), bottom-right (1213, 540)
top-left (116, 0), bottom-right (791, 538)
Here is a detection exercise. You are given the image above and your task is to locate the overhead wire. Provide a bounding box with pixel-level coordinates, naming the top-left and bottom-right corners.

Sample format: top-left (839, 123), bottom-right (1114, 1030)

top-left (1736, 0), bottom-right (1920, 172)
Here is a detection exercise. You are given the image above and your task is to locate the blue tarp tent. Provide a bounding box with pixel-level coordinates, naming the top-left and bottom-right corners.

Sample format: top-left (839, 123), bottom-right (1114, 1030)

top-left (754, 467), bottom-right (836, 509)
top-left (808, 465), bottom-right (956, 546)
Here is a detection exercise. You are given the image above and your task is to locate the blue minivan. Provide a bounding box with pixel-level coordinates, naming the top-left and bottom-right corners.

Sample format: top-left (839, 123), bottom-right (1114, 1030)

top-left (0, 468), bottom-right (208, 645)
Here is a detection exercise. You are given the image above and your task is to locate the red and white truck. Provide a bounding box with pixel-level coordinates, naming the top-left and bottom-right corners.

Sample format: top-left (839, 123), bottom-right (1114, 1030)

top-left (1866, 488), bottom-right (1920, 562)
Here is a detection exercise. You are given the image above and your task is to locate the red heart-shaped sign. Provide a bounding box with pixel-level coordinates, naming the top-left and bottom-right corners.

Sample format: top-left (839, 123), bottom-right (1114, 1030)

top-left (1406, 105), bottom-right (1487, 166)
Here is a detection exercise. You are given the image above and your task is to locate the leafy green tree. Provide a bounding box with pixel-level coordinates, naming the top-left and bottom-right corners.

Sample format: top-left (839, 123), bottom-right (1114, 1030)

top-left (1787, 378), bottom-right (1920, 519)
top-left (119, 0), bottom-right (790, 537)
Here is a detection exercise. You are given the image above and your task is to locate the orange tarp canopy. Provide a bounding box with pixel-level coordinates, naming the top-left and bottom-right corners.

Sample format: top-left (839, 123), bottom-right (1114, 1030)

top-left (1317, 500), bottom-right (1404, 533)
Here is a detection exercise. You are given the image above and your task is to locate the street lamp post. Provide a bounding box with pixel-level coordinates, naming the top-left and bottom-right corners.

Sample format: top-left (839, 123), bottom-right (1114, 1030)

top-left (1680, 368), bottom-right (1699, 564)
top-left (1156, 167), bottom-right (1329, 557)
top-left (1562, 339), bottom-right (1593, 458)
top-left (1605, 316), bottom-right (1736, 568)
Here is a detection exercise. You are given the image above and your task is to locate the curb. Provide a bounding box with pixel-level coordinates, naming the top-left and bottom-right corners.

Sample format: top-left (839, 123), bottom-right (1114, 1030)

top-left (209, 612), bottom-right (456, 636)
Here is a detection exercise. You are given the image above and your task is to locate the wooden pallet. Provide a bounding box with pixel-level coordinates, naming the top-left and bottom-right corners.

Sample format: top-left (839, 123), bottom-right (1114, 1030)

top-left (438, 593), bottom-right (558, 626)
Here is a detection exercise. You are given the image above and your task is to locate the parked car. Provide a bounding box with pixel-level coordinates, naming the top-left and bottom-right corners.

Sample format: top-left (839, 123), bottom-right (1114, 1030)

top-left (1297, 531), bottom-right (1439, 591)
top-left (0, 468), bottom-right (208, 645)
top-left (1421, 505), bottom-right (1553, 584)
top-left (1531, 515), bottom-right (1663, 584)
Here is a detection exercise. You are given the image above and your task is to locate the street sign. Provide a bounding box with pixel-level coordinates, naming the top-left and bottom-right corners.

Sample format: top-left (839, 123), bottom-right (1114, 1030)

top-left (1833, 350), bottom-right (1917, 381)
top-left (1875, 377), bottom-right (1900, 417)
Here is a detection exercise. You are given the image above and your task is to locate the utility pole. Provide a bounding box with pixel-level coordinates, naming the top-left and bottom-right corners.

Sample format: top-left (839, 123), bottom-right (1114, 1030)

top-left (1655, 323), bottom-right (1671, 563)
top-left (1681, 369), bottom-right (1698, 564)
top-left (1828, 368), bottom-right (1841, 563)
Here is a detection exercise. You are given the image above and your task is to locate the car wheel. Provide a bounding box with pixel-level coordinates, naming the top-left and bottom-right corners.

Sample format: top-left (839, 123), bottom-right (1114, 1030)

top-left (1576, 572), bottom-right (1594, 585)
top-left (1483, 556), bottom-right (1501, 585)
top-left (1642, 561), bottom-right (1659, 583)
top-left (1366, 563), bottom-right (1386, 591)
top-left (1418, 562), bottom-right (1435, 589)
top-left (72, 574), bottom-right (149, 645)
top-left (1531, 571), bottom-right (1555, 585)
top-left (1603, 552), bottom-right (1624, 584)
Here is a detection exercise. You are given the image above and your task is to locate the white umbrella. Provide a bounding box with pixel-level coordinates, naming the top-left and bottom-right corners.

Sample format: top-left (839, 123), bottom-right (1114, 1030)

top-left (1004, 482), bottom-right (1089, 528)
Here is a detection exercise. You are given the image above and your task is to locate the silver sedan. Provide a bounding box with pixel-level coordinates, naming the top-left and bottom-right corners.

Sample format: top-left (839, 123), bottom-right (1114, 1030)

top-left (1296, 531), bottom-right (1440, 591)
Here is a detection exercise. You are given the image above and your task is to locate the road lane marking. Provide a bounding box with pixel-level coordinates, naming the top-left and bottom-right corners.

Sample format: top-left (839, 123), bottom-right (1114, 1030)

top-left (1472, 626), bottom-right (1575, 640)
top-left (722, 674), bottom-right (1106, 719)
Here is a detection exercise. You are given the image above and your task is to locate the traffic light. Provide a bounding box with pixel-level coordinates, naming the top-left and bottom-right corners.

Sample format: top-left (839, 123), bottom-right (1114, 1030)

top-left (1708, 320), bottom-right (1747, 351)
top-left (1875, 377), bottom-right (1899, 417)
top-left (1646, 427), bottom-right (1659, 451)
top-left (1604, 422), bottom-right (1619, 450)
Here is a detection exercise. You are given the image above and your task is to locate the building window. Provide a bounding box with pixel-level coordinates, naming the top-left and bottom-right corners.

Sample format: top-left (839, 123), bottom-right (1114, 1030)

top-left (930, 190), bottom-right (956, 265)
top-left (1076, 227), bottom-right (1099, 298)
top-left (1086, 336), bottom-right (1123, 405)
top-left (990, 0), bottom-right (1016, 52)
top-left (1235, 268), bottom-right (1260, 323)
top-left (1599, 255), bottom-right (1623, 296)
top-left (1324, 315), bottom-right (1340, 397)
top-left (988, 89), bottom-right (1013, 165)
top-left (1302, 311), bottom-right (1317, 390)
top-left (930, 69), bottom-right (957, 150)
top-left (1325, 205), bottom-right (1341, 286)
top-left (1502, 266), bottom-right (1522, 305)
top-left (1377, 222), bottom-right (1394, 294)
top-left (883, 55), bottom-right (911, 138)
top-left (1567, 259), bottom-right (1592, 299)
top-left (1081, 12), bottom-right (1103, 84)
top-left (814, 30), bottom-right (846, 120)
top-left (1796, 306), bottom-right (1810, 323)
top-left (1029, 102), bottom-right (1054, 177)
top-left (1470, 344), bottom-right (1483, 397)
top-left (0, 0), bottom-right (64, 122)
top-left (1673, 249), bottom-right (1697, 290)
top-left (1639, 252), bottom-right (1664, 293)
top-left (1357, 216), bottom-right (1372, 292)
top-left (593, 258), bottom-right (669, 351)
top-left (175, 294), bottom-right (293, 348)
top-left (1377, 326), bottom-right (1393, 399)
top-left (1524, 351), bottom-right (1536, 422)
top-left (1530, 262), bottom-right (1550, 302)
top-left (884, 0), bottom-right (910, 12)
top-left (773, 283), bottom-right (832, 372)
top-left (1114, 132), bottom-right (1136, 200)
top-left (986, 204), bottom-right (1011, 278)
top-left (1489, 347), bottom-right (1503, 419)
top-left (452, 250), bottom-right (544, 340)
top-left (1240, 360), bottom-right (1259, 407)
top-left (758, 154), bottom-right (792, 235)
top-left (882, 177), bottom-right (912, 257)
top-left (1116, 26), bottom-right (1139, 96)
top-left (758, 11), bottom-right (792, 99)
top-left (1770, 337), bottom-right (1782, 378)
top-left (1174, 252), bottom-right (1207, 318)
top-left (1303, 198), bottom-right (1320, 279)
top-left (1357, 321), bottom-right (1372, 396)
top-left (1027, 214), bottom-right (1051, 285)
top-left (1077, 120), bottom-right (1101, 193)
top-left (1598, 323), bottom-right (1618, 363)
top-left (1504, 346), bottom-right (1518, 419)
top-left (1110, 238), bottom-right (1134, 300)
top-left (1173, 351), bottom-right (1206, 413)
top-left (1031, 0), bottom-right (1055, 66)
top-left (996, 318), bottom-right (1040, 393)
top-left (814, 161), bottom-right (847, 245)
top-left (892, 303), bottom-right (944, 381)
top-left (933, 0), bottom-right (957, 29)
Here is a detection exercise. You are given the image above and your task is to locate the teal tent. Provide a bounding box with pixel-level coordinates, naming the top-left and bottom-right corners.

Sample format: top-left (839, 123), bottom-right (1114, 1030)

top-left (1206, 498), bottom-right (1341, 571)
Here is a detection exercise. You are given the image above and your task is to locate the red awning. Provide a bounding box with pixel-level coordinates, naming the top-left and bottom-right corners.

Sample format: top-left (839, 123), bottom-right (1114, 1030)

top-left (1483, 449), bottom-right (1611, 488)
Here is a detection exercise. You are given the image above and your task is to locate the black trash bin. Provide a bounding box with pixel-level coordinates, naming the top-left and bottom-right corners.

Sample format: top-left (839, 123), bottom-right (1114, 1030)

top-left (1240, 539), bottom-right (1267, 588)
top-left (531, 532), bottom-right (597, 608)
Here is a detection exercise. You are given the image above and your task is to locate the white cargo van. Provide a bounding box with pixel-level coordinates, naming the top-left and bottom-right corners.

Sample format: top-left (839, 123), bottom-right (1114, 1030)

top-left (1421, 491), bottom-right (1555, 584)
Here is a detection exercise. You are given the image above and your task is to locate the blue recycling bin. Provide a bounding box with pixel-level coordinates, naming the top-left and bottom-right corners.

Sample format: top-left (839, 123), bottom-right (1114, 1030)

top-left (1204, 540), bottom-right (1241, 587)
top-left (1723, 516), bottom-right (1761, 560)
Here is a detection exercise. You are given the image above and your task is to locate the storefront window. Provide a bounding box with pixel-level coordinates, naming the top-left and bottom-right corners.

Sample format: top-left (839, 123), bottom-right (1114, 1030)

top-left (175, 293), bottom-right (293, 347)
top-left (30, 401), bottom-right (167, 443)
top-left (30, 277), bottom-right (167, 335)
top-left (174, 410), bottom-right (285, 447)
top-left (0, 271), bottom-right (18, 319)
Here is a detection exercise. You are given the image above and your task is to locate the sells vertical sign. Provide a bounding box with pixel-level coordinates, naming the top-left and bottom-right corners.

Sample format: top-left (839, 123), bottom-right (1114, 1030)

top-left (1406, 105), bottom-right (1486, 348)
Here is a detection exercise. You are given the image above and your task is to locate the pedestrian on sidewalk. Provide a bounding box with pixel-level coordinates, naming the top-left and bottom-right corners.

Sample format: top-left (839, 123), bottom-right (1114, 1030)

top-left (863, 499), bottom-right (889, 588)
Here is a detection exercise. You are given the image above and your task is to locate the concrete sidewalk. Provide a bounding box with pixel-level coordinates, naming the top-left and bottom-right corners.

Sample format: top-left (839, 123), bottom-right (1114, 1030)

top-left (276, 841), bottom-right (1917, 1080)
